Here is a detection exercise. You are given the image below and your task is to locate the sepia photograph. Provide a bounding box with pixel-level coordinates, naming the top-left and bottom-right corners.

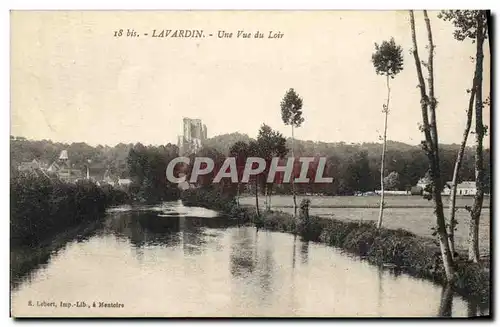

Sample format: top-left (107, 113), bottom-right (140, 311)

top-left (9, 9), bottom-right (491, 318)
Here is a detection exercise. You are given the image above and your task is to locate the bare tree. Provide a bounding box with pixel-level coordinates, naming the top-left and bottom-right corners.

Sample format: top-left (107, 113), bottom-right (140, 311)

top-left (371, 38), bottom-right (404, 228)
top-left (446, 83), bottom-right (475, 255)
top-left (409, 10), bottom-right (455, 282)
top-left (468, 11), bottom-right (488, 263)
top-left (438, 10), bottom-right (489, 261)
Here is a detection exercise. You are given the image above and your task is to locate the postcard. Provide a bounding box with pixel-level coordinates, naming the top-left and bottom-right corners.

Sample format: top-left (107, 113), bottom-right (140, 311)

top-left (10, 10), bottom-right (491, 318)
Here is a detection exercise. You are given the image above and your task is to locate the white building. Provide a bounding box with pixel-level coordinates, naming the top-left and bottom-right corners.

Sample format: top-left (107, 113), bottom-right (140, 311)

top-left (118, 178), bottom-right (132, 187)
top-left (420, 179), bottom-right (477, 196)
top-left (455, 181), bottom-right (477, 196)
top-left (416, 177), bottom-right (431, 190)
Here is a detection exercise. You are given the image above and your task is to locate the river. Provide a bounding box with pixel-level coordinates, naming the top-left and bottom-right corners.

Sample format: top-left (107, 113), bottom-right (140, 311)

top-left (10, 201), bottom-right (487, 317)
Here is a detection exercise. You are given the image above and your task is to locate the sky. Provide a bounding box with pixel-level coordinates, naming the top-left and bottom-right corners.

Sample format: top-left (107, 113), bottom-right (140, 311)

top-left (11, 10), bottom-right (490, 147)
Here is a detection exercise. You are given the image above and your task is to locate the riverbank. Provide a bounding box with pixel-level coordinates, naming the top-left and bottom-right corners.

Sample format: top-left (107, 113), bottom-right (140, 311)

top-left (181, 190), bottom-right (490, 307)
top-left (10, 219), bottom-right (104, 290)
top-left (239, 195), bottom-right (491, 256)
top-left (239, 194), bottom-right (491, 208)
top-left (10, 174), bottom-right (131, 289)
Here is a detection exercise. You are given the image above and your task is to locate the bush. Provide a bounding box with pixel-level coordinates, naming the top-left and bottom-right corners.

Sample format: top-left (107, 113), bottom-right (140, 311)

top-left (261, 210), bottom-right (296, 233)
top-left (10, 174), bottom-right (129, 247)
top-left (181, 187), bottom-right (237, 213)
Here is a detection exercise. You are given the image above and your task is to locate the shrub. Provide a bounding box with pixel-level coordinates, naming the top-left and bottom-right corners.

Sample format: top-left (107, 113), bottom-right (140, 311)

top-left (11, 174), bottom-right (128, 247)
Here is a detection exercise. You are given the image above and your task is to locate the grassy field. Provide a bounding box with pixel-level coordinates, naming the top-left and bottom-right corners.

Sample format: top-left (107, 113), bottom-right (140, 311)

top-left (240, 194), bottom-right (490, 208)
top-left (239, 195), bottom-right (491, 255)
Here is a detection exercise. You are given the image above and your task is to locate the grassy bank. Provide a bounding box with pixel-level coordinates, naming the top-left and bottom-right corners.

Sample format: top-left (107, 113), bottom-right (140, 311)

top-left (239, 195), bottom-right (491, 256)
top-left (10, 173), bottom-right (130, 287)
top-left (10, 219), bottom-right (104, 289)
top-left (181, 189), bottom-right (490, 306)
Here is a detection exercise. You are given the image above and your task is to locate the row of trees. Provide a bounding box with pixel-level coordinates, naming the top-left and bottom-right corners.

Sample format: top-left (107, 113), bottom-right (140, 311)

top-left (186, 133), bottom-right (491, 192)
top-left (11, 135), bottom-right (489, 199)
top-left (407, 10), bottom-right (489, 282)
top-left (335, 11), bottom-right (491, 284)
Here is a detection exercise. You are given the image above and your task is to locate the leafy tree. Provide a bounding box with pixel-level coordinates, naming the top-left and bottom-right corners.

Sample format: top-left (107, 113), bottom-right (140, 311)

top-left (126, 143), bottom-right (180, 203)
top-left (371, 37), bottom-right (404, 228)
top-left (256, 124), bottom-right (289, 210)
top-left (383, 171), bottom-right (400, 191)
top-left (280, 88), bottom-right (305, 217)
top-left (438, 10), bottom-right (489, 262)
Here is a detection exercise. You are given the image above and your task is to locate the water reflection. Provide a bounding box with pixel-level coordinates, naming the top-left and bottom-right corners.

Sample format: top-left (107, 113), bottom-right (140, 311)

top-left (377, 266), bottom-right (383, 315)
top-left (10, 203), bottom-right (489, 317)
top-left (438, 285), bottom-right (453, 317)
top-left (230, 228), bottom-right (256, 277)
top-left (105, 211), bottom-right (181, 248)
top-left (300, 240), bottom-right (309, 265)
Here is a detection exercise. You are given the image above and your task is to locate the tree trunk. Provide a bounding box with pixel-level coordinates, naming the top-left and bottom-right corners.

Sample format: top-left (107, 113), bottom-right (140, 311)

top-left (468, 11), bottom-right (486, 263)
top-left (377, 74), bottom-right (390, 229)
top-left (268, 184), bottom-right (273, 211)
top-left (423, 10), bottom-right (456, 282)
top-left (410, 10), bottom-right (455, 282)
top-left (438, 285), bottom-right (453, 317)
top-left (291, 125), bottom-right (298, 217)
top-left (447, 78), bottom-right (476, 254)
top-left (255, 177), bottom-right (260, 217)
top-left (264, 183), bottom-right (269, 211)
top-left (236, 182), bottom-right (240, 207)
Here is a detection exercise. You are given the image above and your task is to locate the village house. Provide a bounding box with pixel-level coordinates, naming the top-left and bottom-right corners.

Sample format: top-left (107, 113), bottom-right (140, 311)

top-left (46, 150), bottom-right (83, 183)
top-left (102, 170), bottom-right (118, 187)
top-left (118, 178), bottom-right (132, 187)
top-left (415, 177), bottom-right (477, 196)
top-left (440, 181), bottom-right (477, 196)
top-left (86, 164), bottom-right (107, 183)
top-left (452, 181), bottom-right (477, 196)
top-left (416, 176), bottom-right (431, 191)
top-left (17, 159), bottom-right (42, 172)
top-left (17, 150), bottom-right (130, 187)
top-left (47, 161), bottom-right (61, 173)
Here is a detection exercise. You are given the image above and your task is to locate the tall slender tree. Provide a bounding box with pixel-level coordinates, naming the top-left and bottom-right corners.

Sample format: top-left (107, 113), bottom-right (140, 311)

top-left (229, 141), bottom-right (250, 206)
top-left (371, 38), bottom-right (404, 229)
top-left (438, 10), bottom-right (489, 258)
top-left (280, 88), bottom-right (304, 217)
top-left (409, 10), bottom-right (455, 282)
top-left (468, 11), bottom-right (488, 263)
top-left (248, 140), bottom-right (261, 217)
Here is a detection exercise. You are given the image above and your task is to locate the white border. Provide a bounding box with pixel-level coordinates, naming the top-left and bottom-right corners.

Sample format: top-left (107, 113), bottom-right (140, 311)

top-left (3, 1), bottom-right (498, 326)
